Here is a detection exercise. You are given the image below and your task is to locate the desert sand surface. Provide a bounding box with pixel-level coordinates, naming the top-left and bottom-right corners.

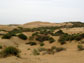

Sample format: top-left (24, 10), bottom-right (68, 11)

top-left (0, 42), bottom-right (84, 63)
top-left (0, 21), bottom-right (84, 63)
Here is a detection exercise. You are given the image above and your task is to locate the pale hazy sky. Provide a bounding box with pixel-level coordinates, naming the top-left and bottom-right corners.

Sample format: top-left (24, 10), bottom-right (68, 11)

top-left (0, 0), bottom-right (84, 24)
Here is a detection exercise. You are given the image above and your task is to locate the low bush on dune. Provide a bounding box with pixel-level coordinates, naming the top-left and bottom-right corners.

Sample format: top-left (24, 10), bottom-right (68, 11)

top-left (26, 42), bottom-right (37, 46)
top-left (32, 49), bottom-right (40, 55)
top-left (2, 34), bottom-right (12, 39)
top-left (0, 46), bottom-right (20, 57)
top-left (71, 22), bottom-right (84, 28)
top-left (30, 31), bottom-right (55, 43)
top-left (18, 33), bottom-right (27, 40)
top-left (32, 32), bottom-right (39, 36)
top-left (36, 35), bottom-right (49, 42)
top-left (56, 47), bottom-right (65, 52)
top-left (58, 33), bottom-right (84, 45)
top-left (58, 33), bottom-right (69, 45)
top-left (40, 43), bottom-right (45, 46)
top-left (51, 46), bottom-right (65, 52)
top-left (40, 30), bottom-right (53, 35)
top-left (32, 46), bottom-right (66, 55)
top-left (0, 45), bottom-right (2, 49)
top-left (29, 36), bottom-right (34, 40)
top-left (36, 35), bottom-right (55, 43)
top-left (51, 46), bottom-right (57, 50)
top-left (52, 30), bottom-right (64, 36)
top-left (2, 29), bottom-right (22, 39)
top-left (48, 37), bottom-right (55, 43)
top-left (77, 44), bottom-right (84, 51)
top-left (45, 46), bottom-right (65, 55)
top-left (38, 47), bottom-right (47, 52)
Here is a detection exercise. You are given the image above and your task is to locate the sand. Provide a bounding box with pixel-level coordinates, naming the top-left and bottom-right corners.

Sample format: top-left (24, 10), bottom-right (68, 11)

top-left (0, 21), bottom-right (84, 63)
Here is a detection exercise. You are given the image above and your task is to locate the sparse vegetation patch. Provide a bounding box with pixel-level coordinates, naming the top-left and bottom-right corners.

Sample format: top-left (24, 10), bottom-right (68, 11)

top-left (0, 46), bottom-right (20, 57)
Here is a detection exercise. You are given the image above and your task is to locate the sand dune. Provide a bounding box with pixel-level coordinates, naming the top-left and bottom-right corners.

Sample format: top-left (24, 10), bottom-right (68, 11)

top-left (0, 21), bottom-right (84, 63)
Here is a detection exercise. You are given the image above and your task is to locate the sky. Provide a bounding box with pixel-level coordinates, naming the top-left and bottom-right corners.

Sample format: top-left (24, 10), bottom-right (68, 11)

top-left (0, 0), bottom-right (84, 24)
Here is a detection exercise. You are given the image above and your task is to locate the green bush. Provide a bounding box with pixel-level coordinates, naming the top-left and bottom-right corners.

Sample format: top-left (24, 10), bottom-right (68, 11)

top-left (27, 48), bottom-right (30, 50)
top-left (40, 30), bottom-right (52, 35)
top-left (38, 48), bottom-right (47, 52)
top-left (0, 45), bottom-right (2, 49)
top-left (77, 44), bottom-right (84, 51)
top-left (58, 33), bottom-right (69, 45)
top-left (29, 36), bottom-right (34, 40)
top-left (18, 34), bottom-right (27, 40)
top-left (75, 33), bottom-right (84, 41)
top-left (36, 35), bottom-right (55, 43)
top-left (53, 30), bottom-right (64, 36)
top-left (51, 46), bottom-right (65, 52)
top-left (56, 47), bottom-right (65, 52)
top-left (51, 46), bottom-right (57, 50)
top-left (26, 42), bottom-right (37, 46)
top-left (48, 37), bottom-right (55, 43)
top-left (0, 46), bottom-right (20, 57)
top-left (2, 34), bottom-right (12, 39)
top-left (2, 29), bottom-right (22, 39)
top-left (36, 35), bottom-right (49, 42)
top-left (40, 43), bottom-right (44, 46)
top-left (58, 33), bottom-right (84, 45)
top-left (32, 49), bottom-right (40, 55)
top-left (32, 32), bottom-right (39, 36)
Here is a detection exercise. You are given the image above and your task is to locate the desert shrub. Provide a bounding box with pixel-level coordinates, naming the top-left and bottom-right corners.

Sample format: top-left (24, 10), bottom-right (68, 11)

top-left (71, 22), bottom-right (84, 28)
top-left (53, 30), bottom-right (64, 36)
top-left (10, 29), bottom-right (22, 34)
top-left (29, 36), bottom-right (34, 40)
top-left (0, 46), bottom-right (20, 57)
top-left (18, 33), bottom-right (27, 40)
top-left (40, 30), bottom-right (52, 35)
top-left (75, 33), bottom-right (84, 41)
top-left (36, 35), bottom-right (55, 43)
top-left (51, 46), bottom-right (65, 52)
top-left (32, 32), bottom-right (39, 36)
top-left (0, 45), bottom-right (2, 49)
top-left (22, 28), bottom-right (32, 32)
top-left (38, 48), bottom-right (47, 52)
top-left (58, 33), bottom-right (70, 45)
top-left (48, 37), bottom-right (55, 43)
top-left (2, 34), bottom-right (12, 39)
top-left (40, 43), bottom-right (44, 46)
top-left (27, 48), bottom-right (30, 50)
top-left (26, 42), bottom-right (37, 46)
top-left (68, 33), bottom-right (84, 41)
top-left (2, 29), bottom-right (22, 39)
top-left (77, 44), bottom-right (84, 51)
top-left (32, 49), bottom-right (40, 55)
top-left (51, 46), bottom-right (57, 50)
top-left (58, 33), bottom-right (84, 45)
top-left (36, 35), bottom-right (49, 42)
top-left (56, 47), bottom-right (65, 52)
top-left (46, 49), bottom-right (55, 54)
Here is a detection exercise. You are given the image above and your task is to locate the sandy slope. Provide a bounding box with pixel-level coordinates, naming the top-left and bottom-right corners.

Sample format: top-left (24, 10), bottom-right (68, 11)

top-left (22, 21), bottom-right (73, 28)
top-left (0, 42), bottom-right (84, 63)
top-left (0, 21), bottom-right (84, 63)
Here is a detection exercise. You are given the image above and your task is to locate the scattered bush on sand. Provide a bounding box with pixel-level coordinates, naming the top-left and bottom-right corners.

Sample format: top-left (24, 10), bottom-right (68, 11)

top-left (38, 47), bottom-right (47, 52)
top-left (0, 45), bottom-right (2, 49)
top-left (52, 30), bottom-right (64, 36)
top-left (40, 43), bottom-right (45, 46)
top-left (26, 42), bottom-right (37, 46)
top-left (77, 44), bottom-right (84, 51)
top-left (18, 33), bottom-right (27, 40)
top-left (35, 46), bottom-right (66, 55)
top-left (32, 49), bottom-right (40, 55)
top-left (0, 46), bottom-right (20, 57)
top-left (2, 29), bottom-right (22, 39)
